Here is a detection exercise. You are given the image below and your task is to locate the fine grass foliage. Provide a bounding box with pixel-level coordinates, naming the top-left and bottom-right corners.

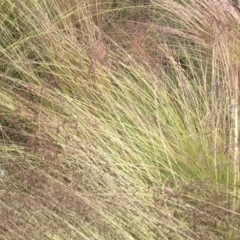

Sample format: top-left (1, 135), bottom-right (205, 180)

top-left (0, 0), bottom-right (240, 239)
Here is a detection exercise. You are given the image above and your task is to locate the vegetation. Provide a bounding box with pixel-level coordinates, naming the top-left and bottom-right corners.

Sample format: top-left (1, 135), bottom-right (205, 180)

top-left (0, 0), bottom-right (240, 239)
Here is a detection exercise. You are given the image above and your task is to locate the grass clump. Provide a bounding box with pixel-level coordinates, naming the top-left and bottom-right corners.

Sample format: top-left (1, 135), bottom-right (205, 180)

top-left (0, 0), bottom-right (240, 239)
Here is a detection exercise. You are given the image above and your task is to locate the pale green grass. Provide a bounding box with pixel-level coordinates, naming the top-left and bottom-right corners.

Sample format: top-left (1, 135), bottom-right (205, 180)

top-left (0, 0), bottom-right (240, 239)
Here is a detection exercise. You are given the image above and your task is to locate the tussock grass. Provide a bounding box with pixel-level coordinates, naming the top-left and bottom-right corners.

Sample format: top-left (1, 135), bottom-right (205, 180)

top-left (0, 0), bottom-right (240, 239)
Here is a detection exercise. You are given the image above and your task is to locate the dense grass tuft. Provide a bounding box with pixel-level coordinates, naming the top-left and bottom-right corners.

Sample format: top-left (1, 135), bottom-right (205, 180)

top-left (1, 0), bottom-right (240, 239)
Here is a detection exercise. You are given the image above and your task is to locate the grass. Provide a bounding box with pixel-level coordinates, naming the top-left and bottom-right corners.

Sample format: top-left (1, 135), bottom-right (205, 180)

top-left (0, 0), bottom-right (240, 239)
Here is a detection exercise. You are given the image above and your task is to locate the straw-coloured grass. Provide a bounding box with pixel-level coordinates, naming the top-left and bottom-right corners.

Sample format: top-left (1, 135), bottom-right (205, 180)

top-left (0, 0), bottom-right (240, 239)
